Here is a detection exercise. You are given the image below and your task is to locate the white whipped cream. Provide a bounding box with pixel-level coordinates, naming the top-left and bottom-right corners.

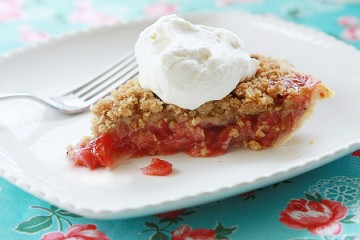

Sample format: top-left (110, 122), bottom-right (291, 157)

top-left (135, 15), bottom-right (258, 110)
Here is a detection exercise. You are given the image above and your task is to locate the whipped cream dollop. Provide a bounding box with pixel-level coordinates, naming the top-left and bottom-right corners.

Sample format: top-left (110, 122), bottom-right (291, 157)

top-left (135, 15), bottom-right (259, 110)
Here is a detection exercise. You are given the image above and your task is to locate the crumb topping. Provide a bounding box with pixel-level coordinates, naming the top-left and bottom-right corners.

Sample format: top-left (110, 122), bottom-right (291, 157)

top-left (90, 54), bottom-right (327, 135)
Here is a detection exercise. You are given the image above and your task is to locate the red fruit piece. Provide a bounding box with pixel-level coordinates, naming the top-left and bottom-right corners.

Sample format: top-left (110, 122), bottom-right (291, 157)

top-left (69, 133), bottom-right (112, 170)
top-left (141, 157), bottom-right (173, 176)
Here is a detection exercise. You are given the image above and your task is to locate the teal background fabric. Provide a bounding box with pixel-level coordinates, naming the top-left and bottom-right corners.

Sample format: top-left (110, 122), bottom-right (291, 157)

top-left (1, 0), bottom-right (360, 239)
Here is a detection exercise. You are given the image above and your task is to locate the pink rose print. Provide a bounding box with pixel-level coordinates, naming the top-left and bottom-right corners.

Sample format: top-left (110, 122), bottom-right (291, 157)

top-left (280, 197), bottom-right (348, 236)
top-left (338, 16), bottom-right (358, 27)
top-left (351, 149), bottom-right (360, 157)
top-left (156, 209), bottom-right (186, 219)
top-left (142, 216), bottom-right (236, 240)
top-left (342, 26), bottom-right (360, 41)
top-left (216, 0), bottom-right (263, 7)
top-left (338, 16), bottom-right (360, 41)
top-left (172, 224), bottom-right (216, 240)
top-left (69, 0), bottom-right (120, 27)
top-left (240, 190), bottom-right (256, 197)
top-left (0, 0), bottom-right (22, 22)
top-left (144, 3), bottom-right (178, 18)
top-left (19, 26), bottom-right (50, 44)
top-left (42, 224), bottom-right (110, 240)
top-left (240, 190), bottom-right (257, 200)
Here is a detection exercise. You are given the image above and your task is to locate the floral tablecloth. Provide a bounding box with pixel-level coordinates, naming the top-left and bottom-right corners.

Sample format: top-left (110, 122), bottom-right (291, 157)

top-left (1, 0), bottom-right (360, 239)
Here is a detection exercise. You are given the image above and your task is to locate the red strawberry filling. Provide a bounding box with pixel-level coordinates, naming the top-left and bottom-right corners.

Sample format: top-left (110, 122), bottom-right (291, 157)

top-left (67, 74), bottom-right (326, 170)
top-left (68, 108), bottom-right (307, 170)
top-left (141, 157), bottom-right (173, 176)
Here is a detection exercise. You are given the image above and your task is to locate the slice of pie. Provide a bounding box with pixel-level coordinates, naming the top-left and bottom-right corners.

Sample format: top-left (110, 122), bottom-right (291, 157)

top-left (67, 54), bottom-right (333, 170)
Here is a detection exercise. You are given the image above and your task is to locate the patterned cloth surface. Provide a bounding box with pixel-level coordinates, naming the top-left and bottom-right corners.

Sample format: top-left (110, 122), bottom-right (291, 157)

top-left (1, 0), bottom-right (360, 239)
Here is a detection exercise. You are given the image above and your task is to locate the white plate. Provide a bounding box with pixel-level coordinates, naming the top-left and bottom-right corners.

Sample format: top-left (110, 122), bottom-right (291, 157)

top-left (1, 12), bottom-right (360, 220)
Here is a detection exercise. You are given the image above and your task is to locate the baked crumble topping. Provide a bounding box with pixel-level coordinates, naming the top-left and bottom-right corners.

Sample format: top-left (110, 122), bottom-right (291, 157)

top-left (68, 54), bottom-right (333, 169)
top-left (90, 54), bottom-right (331, 136)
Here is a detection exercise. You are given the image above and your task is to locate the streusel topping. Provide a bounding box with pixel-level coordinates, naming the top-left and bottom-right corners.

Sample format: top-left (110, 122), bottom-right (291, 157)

top-left (90, 55), bottom-right (303, 135)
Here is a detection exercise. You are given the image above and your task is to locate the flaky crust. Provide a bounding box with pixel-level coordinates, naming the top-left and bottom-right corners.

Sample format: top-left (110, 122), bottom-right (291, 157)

top-left (90, 55), bottom-right (333, 139)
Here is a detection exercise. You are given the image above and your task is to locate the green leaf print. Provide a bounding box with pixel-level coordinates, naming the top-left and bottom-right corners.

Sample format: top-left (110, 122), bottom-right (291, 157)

top-left (50, 205), bottom-right (59, 212)
top-left (181, 210), bottom-right (195, 216)
top-left (272, 180), bottom-right (292, 188)
top-left (15, 205), bottom-right (83, 234)
top-left (344, 236), bottom-right (360, 240)
top-left (159, 218), bottom-right (171, 224)
top-left (305, 192), bottom-right (322, 202)
top-left (341, 215), bottom-right (357, 224)
top-left (214, 222), bottom-right (237, 238)
top-left (151, 231), bottom-right (169, 240)
top-left (56, 210), bottom-right (82, 218)
top-left (145, 221), bottom-right (159, 229)
top-left (15, 215), bottom-right (53, 233)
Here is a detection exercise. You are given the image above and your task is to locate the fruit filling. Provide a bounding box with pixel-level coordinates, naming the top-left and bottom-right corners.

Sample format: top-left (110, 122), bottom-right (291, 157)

top-left (67, 55), bottom-right (333, 170)
top-left (68, 78), bottom-right (314, 170)
top-left (141, 157), bottom-right (173, 176)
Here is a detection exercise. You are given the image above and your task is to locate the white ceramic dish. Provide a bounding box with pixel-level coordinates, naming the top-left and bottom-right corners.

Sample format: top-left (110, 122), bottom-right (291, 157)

top-left (1, 12), bottom-right (360, 220)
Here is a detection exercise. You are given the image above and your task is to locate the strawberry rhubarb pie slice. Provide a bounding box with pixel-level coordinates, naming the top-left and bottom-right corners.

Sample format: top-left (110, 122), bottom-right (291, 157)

top-left (67, 15), bottom-right (333, 170)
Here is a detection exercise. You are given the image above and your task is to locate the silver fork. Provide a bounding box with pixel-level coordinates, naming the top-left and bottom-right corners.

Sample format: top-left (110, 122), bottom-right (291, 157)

top-left (0, 51), bottom-right (138, 114)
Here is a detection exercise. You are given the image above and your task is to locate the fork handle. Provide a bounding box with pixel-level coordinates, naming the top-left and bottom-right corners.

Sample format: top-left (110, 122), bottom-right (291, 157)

top-left (1, 92), bottom-right (40, 100)
top-left (1, 92), bottom-right (33, 99)
top-left (0, 92), bottom-right (50, 106)
top-left (0, 92), bottom-right (89, 114)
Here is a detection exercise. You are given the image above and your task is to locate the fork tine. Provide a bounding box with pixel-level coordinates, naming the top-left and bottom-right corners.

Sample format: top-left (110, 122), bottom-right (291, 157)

top-left (67, 51), bottom-right (135, 96)
top-left (83, 64), bottom-right (138, 104)
top-left (85, 67), bottom-right (139, 104)
top-left (77, 56), bottom-right (137, 99)
top-left (80, 59), bottom-right (138, 101)
top-left (1, 51), bottom-right (139, 114)
top-left (75, 54), bottom-right (136, 98)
